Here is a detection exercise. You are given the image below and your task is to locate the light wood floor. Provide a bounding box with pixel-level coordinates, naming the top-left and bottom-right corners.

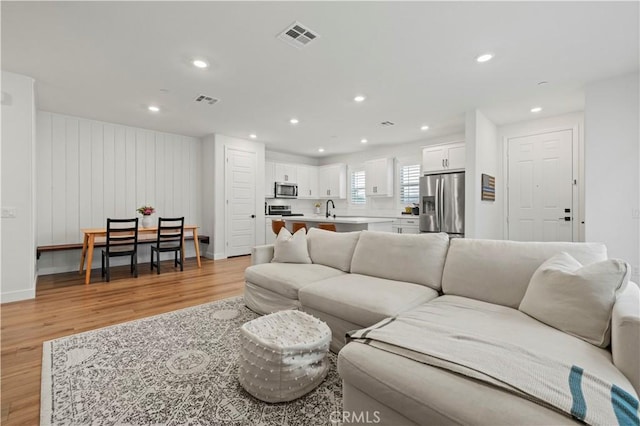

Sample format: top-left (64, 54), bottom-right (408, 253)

top-left (1, 256), bottom-right (249, 425)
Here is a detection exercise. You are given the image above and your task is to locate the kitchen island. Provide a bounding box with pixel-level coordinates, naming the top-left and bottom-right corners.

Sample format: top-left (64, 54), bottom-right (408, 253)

top-left (282, 216), bottom-right (394, 232)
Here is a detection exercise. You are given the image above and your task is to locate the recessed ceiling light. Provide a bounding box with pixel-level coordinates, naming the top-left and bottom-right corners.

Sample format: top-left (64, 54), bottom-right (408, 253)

top-left (354, 95), bottom-right (366, 102)
top-left (148, 105), bottom-right (160, 112)
top-left (249, 134), bottom-right (257, 139)
top-left (361, 139), bottom-right (368, 144)
top-left (420, 125), bottom-right (429, 131)
top-left (192, 59), bottom-right (209, 69)
top-left (290, 118), bottom-right (299, 125)
top-left (476, 53), bottom-right (494, 63)
top-left (318, 148), bottom-right (325, 153)
top-left (530, 107), bottom-right (542, 113)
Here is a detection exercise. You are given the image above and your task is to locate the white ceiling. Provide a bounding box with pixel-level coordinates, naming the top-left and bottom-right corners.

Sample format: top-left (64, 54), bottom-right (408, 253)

top-left (2, 1), bottom-right (638, 157)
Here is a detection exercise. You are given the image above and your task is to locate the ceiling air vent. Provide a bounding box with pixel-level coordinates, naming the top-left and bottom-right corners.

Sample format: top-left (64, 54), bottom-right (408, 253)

top-left (194, 94), bottom-right (219, 105)
top-left (278, 22), bottom-right (319, 49)
top-left (380, 121), bottom-right (395, 127)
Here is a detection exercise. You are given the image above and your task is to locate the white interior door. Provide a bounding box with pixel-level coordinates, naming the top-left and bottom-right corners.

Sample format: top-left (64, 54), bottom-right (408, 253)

top-left (508, 130), bottom-right (574, 242)
top-left (226, 148), bottom-right (256, 256)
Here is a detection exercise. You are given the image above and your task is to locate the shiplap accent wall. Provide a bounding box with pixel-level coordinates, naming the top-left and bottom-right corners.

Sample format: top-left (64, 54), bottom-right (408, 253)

top-left (36, 111), bottom-right (203, 274)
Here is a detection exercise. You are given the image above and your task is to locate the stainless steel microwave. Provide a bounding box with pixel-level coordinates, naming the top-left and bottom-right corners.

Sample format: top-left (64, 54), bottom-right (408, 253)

top-left (274, 182), bottom-right (298, 198)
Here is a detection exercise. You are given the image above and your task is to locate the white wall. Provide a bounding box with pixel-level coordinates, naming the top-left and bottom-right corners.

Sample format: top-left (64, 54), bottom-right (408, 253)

top-left (465, 110), bottom-right (501, 239)
top-left (1, 71), bottom-right (37, 302)
top-left (313, 133), bottom-right (465, 218)
top-left (202, 133), bottom-right (265, 260)
top-left (266, 150), bottom-right (319, 166)
top-left (36, 111), bottom-right (202, 274)
top-left (584, 72), bottom-right (639, 282)
top-left (498, 111), bottom-right (585, 241)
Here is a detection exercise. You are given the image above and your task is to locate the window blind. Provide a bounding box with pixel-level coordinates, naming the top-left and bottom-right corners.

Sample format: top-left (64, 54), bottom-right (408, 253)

top-left (351, 170), bottom-right (366, 205)
top-left (400, 164), bottom-right (421, 205)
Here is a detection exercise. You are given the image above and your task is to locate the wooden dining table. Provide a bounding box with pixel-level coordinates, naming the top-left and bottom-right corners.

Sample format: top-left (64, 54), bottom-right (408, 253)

top-left (79, 225), bottom-right (201, 284)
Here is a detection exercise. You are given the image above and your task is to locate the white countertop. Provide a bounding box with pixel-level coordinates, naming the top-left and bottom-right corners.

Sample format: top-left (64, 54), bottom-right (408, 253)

top-left (282, 215), bottom-right (395, 224)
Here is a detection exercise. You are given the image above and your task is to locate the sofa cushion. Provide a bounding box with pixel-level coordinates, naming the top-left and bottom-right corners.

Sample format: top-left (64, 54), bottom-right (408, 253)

top-left (339, 345), bottom-right (577, 426)
top-left (307, 228), bottom-right (360, 272)
top-left (338, 295), bottom-right (634, 425)
top-left (299, 273), bottom-right (439, 327)
top-left (245, 263), bottom-right (345, 300)
top-left (441, 239), bottom-right (608, 309)
top-left (349, 231), bottom-right (450, 291)
top-left (519, 252), bottom-right (630, 348)
top-left (271, 227), bottom-right (311, 264)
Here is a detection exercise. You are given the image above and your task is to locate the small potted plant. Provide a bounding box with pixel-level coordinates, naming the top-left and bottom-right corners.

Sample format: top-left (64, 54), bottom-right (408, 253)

top-left (314, 202), bottom-right (321, 215)
top-left (137, 205), bottom-right (155, 228)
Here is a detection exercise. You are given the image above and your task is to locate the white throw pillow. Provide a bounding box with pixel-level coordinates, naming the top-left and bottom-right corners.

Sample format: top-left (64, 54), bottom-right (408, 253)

top-left (519, 252), bottom-right (630, 348)
top-left (271, 227), bottom-right (312, 264)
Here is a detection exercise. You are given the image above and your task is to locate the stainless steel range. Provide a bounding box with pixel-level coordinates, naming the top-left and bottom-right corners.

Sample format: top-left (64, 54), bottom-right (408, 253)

top-left (267, 205), bottom-right (304, 216)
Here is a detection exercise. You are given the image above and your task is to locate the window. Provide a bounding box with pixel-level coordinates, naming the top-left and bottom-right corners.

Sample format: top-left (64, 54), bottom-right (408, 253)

top-left (350, 170), bottom-right (366, 205)
top-left (400, 164), bottom-right (421, 205)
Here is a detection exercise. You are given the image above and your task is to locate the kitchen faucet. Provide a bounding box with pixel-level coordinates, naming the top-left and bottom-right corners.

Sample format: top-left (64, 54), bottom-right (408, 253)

top-left (325, 199), bottom-right (335, 218)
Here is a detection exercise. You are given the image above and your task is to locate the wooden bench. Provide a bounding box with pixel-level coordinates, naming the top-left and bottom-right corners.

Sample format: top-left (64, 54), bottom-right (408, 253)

top-left (37, 235), bottom-right (210, 259)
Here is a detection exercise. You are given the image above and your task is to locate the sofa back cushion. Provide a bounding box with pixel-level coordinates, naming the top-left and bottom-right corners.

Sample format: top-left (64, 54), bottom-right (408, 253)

top-left (350, 231), bottom-right (450, 291)
top-left (441, 239), bottom-right (608, 308)
top-left (307, 228), bottom-right (361, 272)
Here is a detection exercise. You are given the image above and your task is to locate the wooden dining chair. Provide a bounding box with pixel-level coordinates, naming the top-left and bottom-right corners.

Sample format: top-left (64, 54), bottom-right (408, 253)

top-left (292, 222), bottom-right (307, 233)
top-left (151, 217), bottom-right (185, 274)
top-left (271, 219), bottom-right (286, 236)
top-left (101, 218), bottom-right (139, 282)
top-left (318, 223), bottom-right (337, 232)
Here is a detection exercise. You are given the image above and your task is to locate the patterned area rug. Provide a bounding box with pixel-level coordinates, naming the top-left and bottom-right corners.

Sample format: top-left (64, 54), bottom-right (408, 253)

top-left (41, 297), bottom-right (342, 425)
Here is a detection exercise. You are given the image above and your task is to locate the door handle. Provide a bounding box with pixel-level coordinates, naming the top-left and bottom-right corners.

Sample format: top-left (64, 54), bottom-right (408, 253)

top-left (442, 159), bottom-right (445, 168)
top-left (558, 217), bottom-right (571, 221)
top-left (251, 214), bottom-right (256, 218)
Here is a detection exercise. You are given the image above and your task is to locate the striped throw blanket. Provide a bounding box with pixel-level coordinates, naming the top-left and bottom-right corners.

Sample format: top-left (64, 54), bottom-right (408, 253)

top-left (347, 317), bottom-right (640, 426)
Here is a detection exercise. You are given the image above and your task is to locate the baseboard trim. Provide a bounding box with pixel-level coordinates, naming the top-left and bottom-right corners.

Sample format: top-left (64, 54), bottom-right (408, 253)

top-left (1, 287), bottom-right (36, 303)
top-left (38, 256), bottom-right (201, 277)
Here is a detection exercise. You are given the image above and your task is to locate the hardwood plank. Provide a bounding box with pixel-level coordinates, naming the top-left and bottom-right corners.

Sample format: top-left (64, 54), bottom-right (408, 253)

top-left (0, 256), bottom-right (249, 425)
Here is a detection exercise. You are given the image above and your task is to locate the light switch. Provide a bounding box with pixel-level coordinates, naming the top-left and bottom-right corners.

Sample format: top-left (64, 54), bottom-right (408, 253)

top-left (1, 207), bottom-right (17, 218)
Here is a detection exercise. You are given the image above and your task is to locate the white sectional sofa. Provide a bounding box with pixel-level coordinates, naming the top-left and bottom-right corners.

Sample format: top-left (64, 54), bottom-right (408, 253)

top-left (244, 228), bottom-right (640, 425)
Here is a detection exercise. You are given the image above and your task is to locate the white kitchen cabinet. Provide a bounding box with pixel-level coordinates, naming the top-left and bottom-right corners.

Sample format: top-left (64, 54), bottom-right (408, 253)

top-left (422, 142), bottom-right (465, 174)
top-left (318, 163), bottom-right (347, 199)
top-left (274, 163), bottom-right (297, 183)
top-left (365, 157), bottom-right (394, 197)
top-left (392, 217), bottom-right (420, 234)
top-left (265, 161), bottom-right (275, 198)
top-left (297, 165), bottom-right (319, 199)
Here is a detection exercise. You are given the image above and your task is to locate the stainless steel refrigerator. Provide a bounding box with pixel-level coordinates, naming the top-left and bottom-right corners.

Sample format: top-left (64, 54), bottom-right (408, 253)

top-left (419, 172), bottom-right (465, 236)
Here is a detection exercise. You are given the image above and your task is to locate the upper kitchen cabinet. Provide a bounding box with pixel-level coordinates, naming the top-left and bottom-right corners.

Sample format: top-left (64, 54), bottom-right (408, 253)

top-left (318, 163), bottom-right (347, 199)
top-left (297, 165), bottom-right (319, 199)
top-left (364, 157), bottom-right (394, 197)
top-left (274, 163), bottom-right (297, 183)
top-left (422, 142), bottom-right (465, 174)
top-left (265, 161), bottom-right (275, 197)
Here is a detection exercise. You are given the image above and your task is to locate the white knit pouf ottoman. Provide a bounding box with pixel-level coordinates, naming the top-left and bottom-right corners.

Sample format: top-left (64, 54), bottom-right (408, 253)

top-left (238, 310), bottom-right (331, 403)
